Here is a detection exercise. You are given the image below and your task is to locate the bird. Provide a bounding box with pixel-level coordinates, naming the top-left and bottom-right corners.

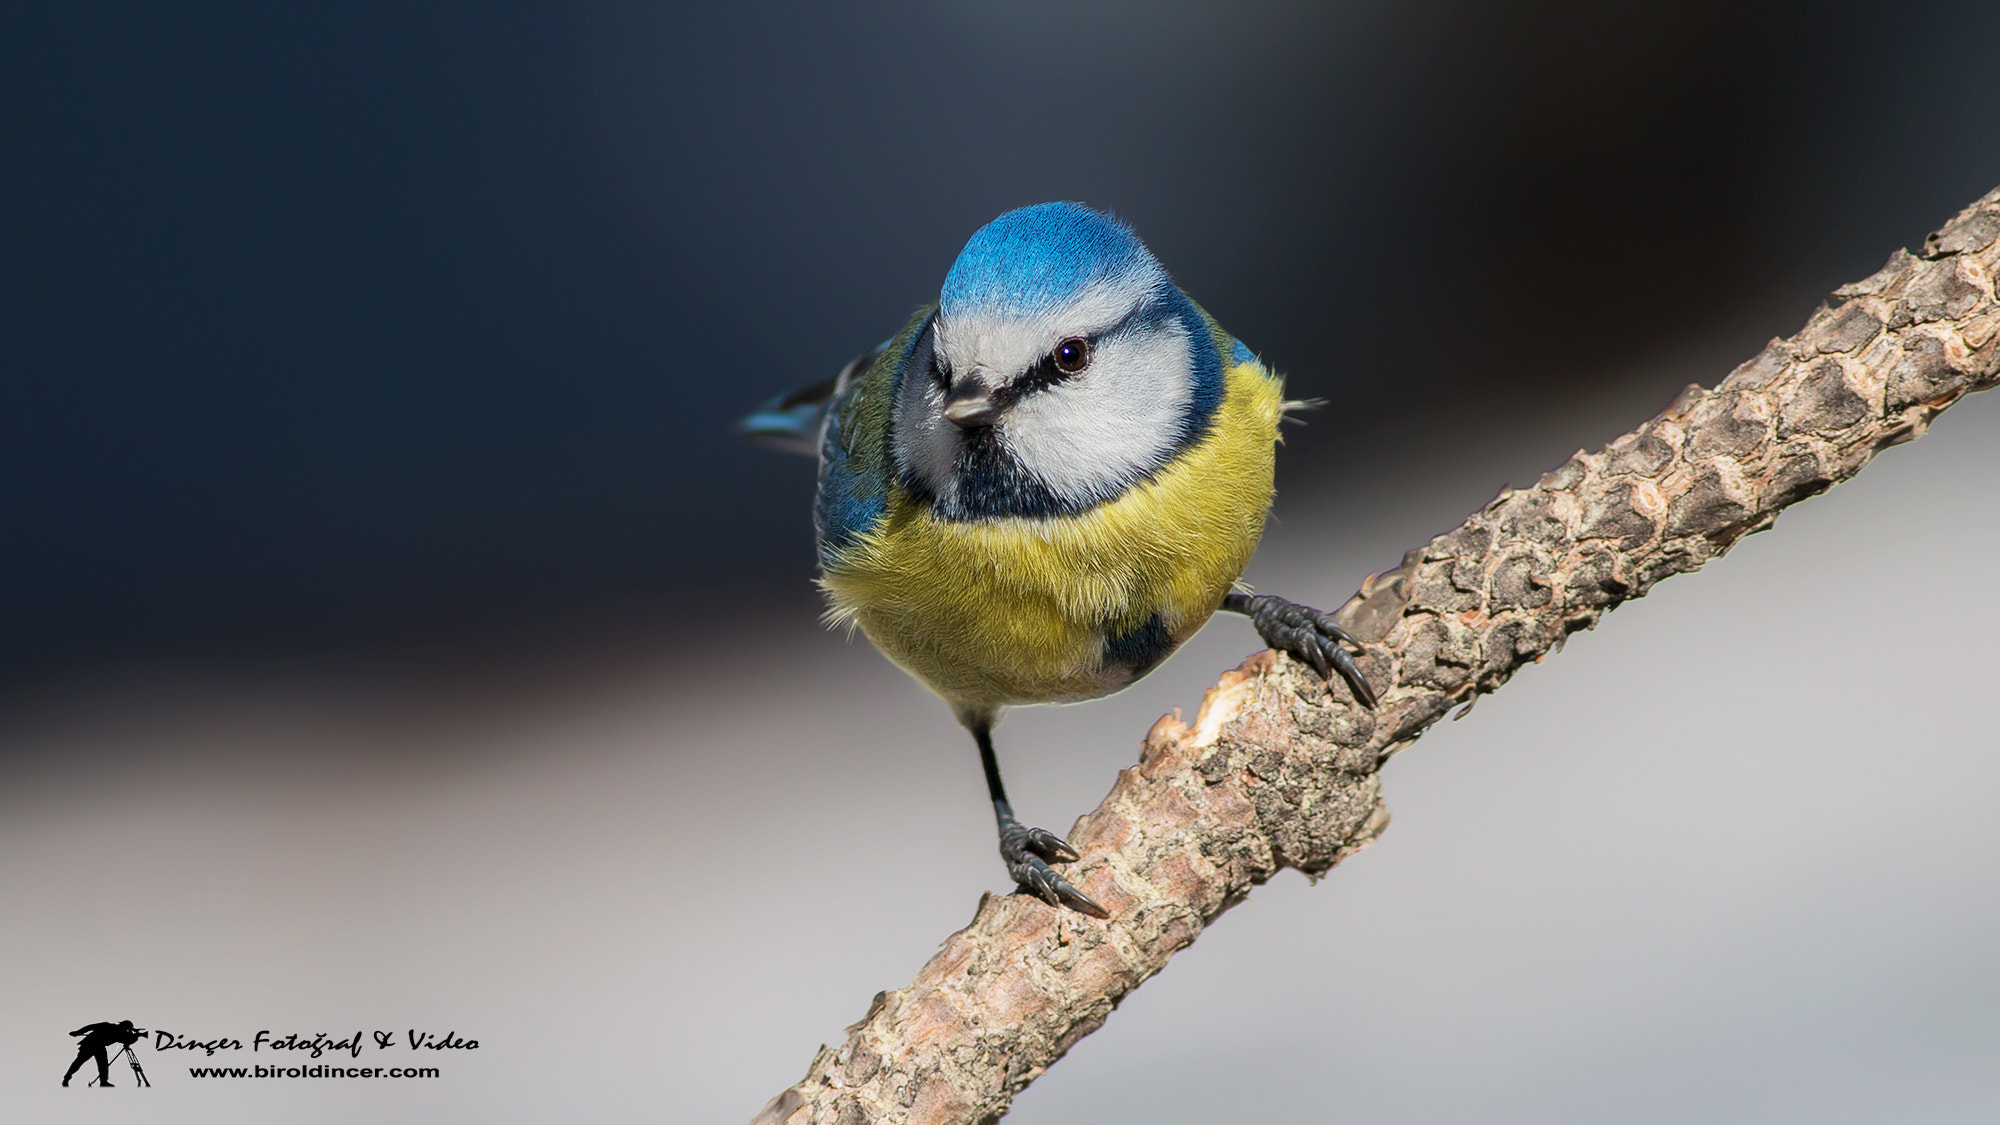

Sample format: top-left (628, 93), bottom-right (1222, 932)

top-left (741, 202), bottom-right (1375, 917)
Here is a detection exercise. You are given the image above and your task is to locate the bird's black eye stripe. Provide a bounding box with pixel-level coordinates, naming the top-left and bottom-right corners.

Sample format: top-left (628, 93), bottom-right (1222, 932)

top-left (1006, 335), bottom-right (1095, 401)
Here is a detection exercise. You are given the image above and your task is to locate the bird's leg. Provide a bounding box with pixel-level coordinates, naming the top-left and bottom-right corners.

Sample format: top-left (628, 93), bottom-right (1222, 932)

top-left (972, 721), bottom-right (1109, 919)
top-left (1222, 592), bottom-right (1378, 708)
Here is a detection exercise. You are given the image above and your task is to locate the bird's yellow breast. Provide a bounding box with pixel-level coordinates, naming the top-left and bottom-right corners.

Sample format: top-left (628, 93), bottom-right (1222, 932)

top-left (821, 360), bottom-right (1283, 712)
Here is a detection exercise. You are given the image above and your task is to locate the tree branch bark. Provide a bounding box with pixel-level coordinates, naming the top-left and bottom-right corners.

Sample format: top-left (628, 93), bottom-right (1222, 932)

top-left (754, 186), bottom-right (2000, 1125)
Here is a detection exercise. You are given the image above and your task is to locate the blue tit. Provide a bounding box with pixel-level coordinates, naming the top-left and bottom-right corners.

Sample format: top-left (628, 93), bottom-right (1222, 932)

top-left (743, 202), bottom-right (1374, 916)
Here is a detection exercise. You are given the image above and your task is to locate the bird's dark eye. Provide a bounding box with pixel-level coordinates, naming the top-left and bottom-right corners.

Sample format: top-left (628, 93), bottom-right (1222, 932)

top-left (1052, 336), bottom-right (1092, 375)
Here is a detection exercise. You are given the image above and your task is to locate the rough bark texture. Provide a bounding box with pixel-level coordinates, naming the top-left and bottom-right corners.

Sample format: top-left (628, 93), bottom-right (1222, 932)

top-left (753, 186), bottom-right (2000, 1125)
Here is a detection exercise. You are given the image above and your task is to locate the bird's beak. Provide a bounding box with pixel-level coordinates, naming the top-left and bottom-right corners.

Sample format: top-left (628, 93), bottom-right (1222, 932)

top-left (942, 373), bottom-right (999, 429)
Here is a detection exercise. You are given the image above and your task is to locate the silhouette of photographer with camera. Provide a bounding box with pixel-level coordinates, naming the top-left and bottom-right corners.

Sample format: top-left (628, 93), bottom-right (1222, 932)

top-left (63, 1019), bottom-right (145, 1087)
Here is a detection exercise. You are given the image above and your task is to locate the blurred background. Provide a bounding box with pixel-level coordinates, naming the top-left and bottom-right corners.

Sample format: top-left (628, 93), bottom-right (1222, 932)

top-left (4, 1), bottom-right (1997, 1121)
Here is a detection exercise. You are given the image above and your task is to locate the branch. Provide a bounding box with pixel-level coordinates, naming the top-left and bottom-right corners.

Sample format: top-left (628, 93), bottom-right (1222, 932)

top-left (754, 186), bottom-right (2000, 1125)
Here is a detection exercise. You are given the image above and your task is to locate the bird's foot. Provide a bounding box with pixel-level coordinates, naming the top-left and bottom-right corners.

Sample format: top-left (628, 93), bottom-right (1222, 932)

top-left (999, 820), bottom-right (1108, 919)
top-left (1225, 592), bottom-right (1378, 708)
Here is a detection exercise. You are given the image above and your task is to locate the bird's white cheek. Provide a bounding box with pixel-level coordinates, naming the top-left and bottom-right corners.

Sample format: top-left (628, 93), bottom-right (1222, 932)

top-left (1004, 331), bottom-right (1193, 505)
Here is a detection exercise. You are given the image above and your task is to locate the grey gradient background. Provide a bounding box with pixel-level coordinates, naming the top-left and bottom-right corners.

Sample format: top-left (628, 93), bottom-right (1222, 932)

top-left (5, 2), bottom-right (1998, 1121)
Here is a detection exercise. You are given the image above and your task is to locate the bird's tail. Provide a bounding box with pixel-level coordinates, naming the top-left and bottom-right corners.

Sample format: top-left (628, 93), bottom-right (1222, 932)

top-left (737, 376), bottom-right (839, 456)
top-left (737, 344), bottom-right (886, 456)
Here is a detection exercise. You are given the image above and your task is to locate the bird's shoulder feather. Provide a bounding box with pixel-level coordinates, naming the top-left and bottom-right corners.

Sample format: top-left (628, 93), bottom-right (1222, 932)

top-left (814, 305), bottom-right (935, 564)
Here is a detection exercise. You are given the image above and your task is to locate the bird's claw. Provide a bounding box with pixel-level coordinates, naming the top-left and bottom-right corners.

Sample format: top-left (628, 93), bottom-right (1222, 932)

top-left (1016, 824), bottom-right (1079, 864)
top-left (1233, 593), bottom-right (1378, 708)
top-left (999, 822), bottom-right (1108, 918)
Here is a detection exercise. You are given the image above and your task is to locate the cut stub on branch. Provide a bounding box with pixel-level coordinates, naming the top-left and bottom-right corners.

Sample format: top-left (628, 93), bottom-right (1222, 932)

top-left (754, 185), bottom-right (2000, 1125)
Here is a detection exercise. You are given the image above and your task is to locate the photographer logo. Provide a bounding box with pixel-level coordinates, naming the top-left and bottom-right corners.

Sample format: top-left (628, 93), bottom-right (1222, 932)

top-left (61, 1021), bottom-right (475, 1086)
top-left (61, 1019), bottom-right (150, 1088)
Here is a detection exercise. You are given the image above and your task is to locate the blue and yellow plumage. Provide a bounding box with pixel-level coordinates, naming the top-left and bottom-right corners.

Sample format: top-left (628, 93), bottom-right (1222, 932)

top-left (821, 344), bottom-right (1279, 711)
top-left (745, 202), bottom-right (1372, 916)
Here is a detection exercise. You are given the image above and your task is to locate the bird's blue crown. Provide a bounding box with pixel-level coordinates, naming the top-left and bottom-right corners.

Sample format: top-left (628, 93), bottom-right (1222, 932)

top-left (939, 202), bottom-right (1161, 317)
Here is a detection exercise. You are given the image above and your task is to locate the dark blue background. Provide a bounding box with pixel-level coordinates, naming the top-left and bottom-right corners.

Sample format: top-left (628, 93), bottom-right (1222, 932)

top-left (6, 1), bottom-right (1997, 687)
